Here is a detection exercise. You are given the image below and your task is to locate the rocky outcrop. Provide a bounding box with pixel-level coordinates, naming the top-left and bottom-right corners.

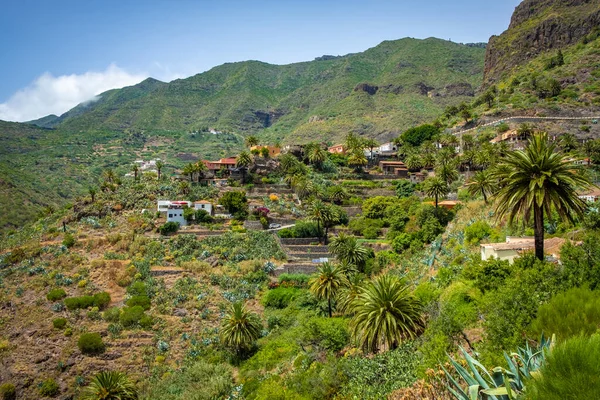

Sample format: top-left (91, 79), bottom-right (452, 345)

top-left (484, 0), bottom-right (600, 85)
top-left (354, 83), bottom-right (379, 95)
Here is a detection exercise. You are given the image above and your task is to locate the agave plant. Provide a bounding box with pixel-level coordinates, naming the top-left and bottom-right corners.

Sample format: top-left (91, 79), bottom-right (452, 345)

top-left (443, 334), bottom-right (553, 400)
top-left (79, 371), bottom-right (138, 400)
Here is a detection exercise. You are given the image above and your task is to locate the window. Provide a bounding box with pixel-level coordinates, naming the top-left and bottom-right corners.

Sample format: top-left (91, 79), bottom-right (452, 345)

top-left (168, 214), bottom-right (172, 218)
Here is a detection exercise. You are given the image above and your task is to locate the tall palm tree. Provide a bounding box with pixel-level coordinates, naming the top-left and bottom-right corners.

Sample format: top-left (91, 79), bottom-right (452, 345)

top-left (178, 181), bottom-right (190, 195)
top-left (182, 163), bottom-right (195, 182)
top-left (131, 164), bottom-right (139, 181)
top-left (245, 135), bottom-right (259, 148)
top-left (467, 170), bottom-right (495, 204)
top-left (404, 153), bottom-right (423, 172)
top-left (220, 301), bottom-right (262, 355)
top-left (88, 188), bottom-right (96, 203)
top-left (345, 132), bottom-right (363, 152)
top-left (80, 371), bottom-right (138, 400)
top-left (582, 140), bottom-right (597, 166)
top-left (338, 272), bottom-right (365, 315)
top-left (327, 186), bottom-right (349, 205)
top-left (156, 160), bottom-right (164, 180)
top-left (306, 144), bottom-right (328, 169)
top-left (435, 162), bottom-right (459, 185)
top-left (350, 274), bottom-right (423, 353)
top-left (494, 132), bottom-right (593, 260)
top-left (291, 175), bottom-right (315, 199)
top-left (348, 150), bottom-right (368, 172)
top-left (307, 199), bottom-right (330, 244)
top-left (195, 161), bottom-right (208, 182)
top-left (559, 133), bottom-right (578, 153)
top-left (329, 233), bottom-right (369, 272)
top-left (309, 262), bottom-right (348, 317)
top-left (236, 151), bottom-right (253, 184)
top-left (423, 177), bottom-right (449, 209)
top-left (363, 138), bottom-right (379, 164)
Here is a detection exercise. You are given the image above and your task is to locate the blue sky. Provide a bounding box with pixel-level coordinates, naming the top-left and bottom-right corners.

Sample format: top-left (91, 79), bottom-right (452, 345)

top-left (0, 0), bottom-right (522, 121)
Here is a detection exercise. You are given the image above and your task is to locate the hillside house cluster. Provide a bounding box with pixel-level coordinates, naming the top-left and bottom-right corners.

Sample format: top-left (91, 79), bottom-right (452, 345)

top-left (157, 200), bottom-right (214, 226)
top-left (250, 145), bottom-right (281, 157)
top-left (379, 160), bottom-right (408, 177)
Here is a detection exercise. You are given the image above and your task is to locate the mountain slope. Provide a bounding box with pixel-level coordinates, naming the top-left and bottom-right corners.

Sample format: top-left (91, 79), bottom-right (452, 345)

top-left (53, 38), bottom-right (485, 142)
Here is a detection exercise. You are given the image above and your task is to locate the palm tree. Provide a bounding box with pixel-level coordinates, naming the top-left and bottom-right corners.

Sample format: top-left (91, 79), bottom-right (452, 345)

top-left (309, 262), bottom-right (348, 317)
top-left (404, 153), bottom-right (423, 172)
top-left (80, 371), bottom-right (138, 400)
top-left (182, 163), bottom-right (195, 182)
top-left (559, 133), bottom-right (578, 153)
top-left (307, 199), bottom-right (330, 244)
top-left (156, 160), bottom-right (164, 180)
top-left (435, 162), bottom-right (459, 185)
top-left (338, 273), bottom-right (365, 315)
top-left (220, 301), bottom-right (262, 355)
top-left (467, 170), bottom-right (495, 204)
top-left (423, 177), bottom-right (449, 209)
top-left (494, 132), bottom-right (593, 260)
top-left (236, 151), bottom-right (253, 184)
top-left (195, 161), bottom-right (208, 182)
top-left (329, 233), bottom-right (369, 272)
top-left (131, 164), bottom-right (139, 181)
top-left (279, 153), bottom-right (299, 174)
top-left (363, 138), bottom-right (379, 164)
top-left (327, 186), bottom-right (349, 205)
top-left (345, 132), bottom-right (363, 152)
top-left (178, 181), bottom-right (190, 195)
top-left (245, 135), bottom-right (259, 148)
top-left (88, 188), bottom-right (96, 203)
top-left (350, 274), bottom-right (423, 353)
top-left (291, 175), bottom-right (315, 199)
top-left (348, 150), bottom-right (368, 172)
top-left (102, 169), bottom-right (117, 184)
top-left (306, 144), bottom-right (328, 169)
top-left (582, 140), bottom-right (597, 166)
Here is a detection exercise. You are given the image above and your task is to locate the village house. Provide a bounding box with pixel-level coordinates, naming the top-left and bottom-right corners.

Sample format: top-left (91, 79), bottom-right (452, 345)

top-left (328, 144), bottom-right (346, 154)
top-left (202, 157), bottom-right (237, 172)
top-left (194, 200), bottom-right (213, 215)
top-left (578, 188), bottom-right (600, 203)
top-left (481, 237), bottom-right (568, 264)
top-left (157, 200), bottom-right (191, 213)
top-left (166, 201), bottom-right (189, 226)
top-left (379, 160), bottom-right (408, 177)
top-left (250, 145), bottom-right (281, 157)
top-left (409, 172), bottom-right (426, 184)
top-left (200, 178), bottom-right (228, 187)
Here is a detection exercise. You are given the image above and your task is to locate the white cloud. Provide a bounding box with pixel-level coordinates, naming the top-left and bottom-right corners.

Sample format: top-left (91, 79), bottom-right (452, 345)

top-left (0, 64), bottom-right (148, 122)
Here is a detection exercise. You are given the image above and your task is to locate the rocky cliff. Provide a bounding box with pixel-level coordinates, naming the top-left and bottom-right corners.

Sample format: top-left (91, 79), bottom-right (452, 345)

top-left (484, 0), bottom-right (600, 85)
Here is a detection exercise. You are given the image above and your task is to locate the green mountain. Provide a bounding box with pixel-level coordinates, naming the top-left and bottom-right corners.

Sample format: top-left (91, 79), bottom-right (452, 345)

top-left (46, 38), bottom-right (485, 143)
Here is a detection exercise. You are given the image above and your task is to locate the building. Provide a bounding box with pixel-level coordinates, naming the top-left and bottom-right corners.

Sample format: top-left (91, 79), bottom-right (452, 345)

top-left (202, 157), bottom-right (238, 172)
top-left (328, 144), bottom-right (346, 154)
top-left (194, 200), bottom-right (213, 215)
top-left (379, 161), bottom-right (408, 177)
top-left (481, 237), bottom-right (568, 264)
top-left (166, 201), bottom-right (189, 226)
top-left (409, 172), bottom-right (426, 184)
top-left (437, 200), bottom-right (461, 210)
top-left (250, 145), bottom-right (281, 157)
top-left (578, 188), bottom-right (600, 203)
top-left (200, 178), bottom-right (228, 187)
top-left (157, 200), bottom-right (191, 213)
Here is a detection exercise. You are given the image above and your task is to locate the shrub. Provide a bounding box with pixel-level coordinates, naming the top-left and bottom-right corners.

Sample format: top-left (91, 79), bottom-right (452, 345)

top-left (262, 288), bottom-right (302, 309)
top-left (52, 318), bottom-right (67, 329)
top-left (38, 378), bottom-right (59, 397)
top-left (391, 233), bottom-right (412, 253)
top-left (195, 209), bottom-right (213, 223)
top-left (464, 220), bottom-right (492, 244)
top-left (46, 288), bottom-right (67, 301)
top-left (278, 273), bottom-right (310, 288)
top-left (103, 307), bottom-right (121, 322)
top-left (120, 306), bottom-right (146, 328)
top-left (159, 221), bottom-right (180, 235)
top-left (527, 335), bottom-right (600, 400)
top-left (126, 295), bottom-right (151, 310)
top-left (531, 287), bottom-right (600, 340)
top-left (63, 233), bottom-right (76, 248)
top-left (93, 292), bottom-right (111, 309)
top-left (0, 383), bottom-right (16, 400)
top-left (64, 292), bottom-right (111, 310)
top-left (300, 316), bottom-right (349, 352)
top-left (127, 281), bottom-right (147, 296)
top-left (78, 333), bottom-right (105, 355)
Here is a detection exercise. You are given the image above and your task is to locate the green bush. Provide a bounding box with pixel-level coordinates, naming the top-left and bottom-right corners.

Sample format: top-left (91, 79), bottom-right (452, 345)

top-left (38, 378), bottom-right (59, 397)
top-left (391, 233), bottom-right (412, 253)
top-left (348, 217), bottom-right (384, 237)
top-left (401, 124), bottom-right (439, 147)
top-left (262, 288), bottom-right (302, 309)
top-left (0, 383), bottom-right (16, 400)
top-left (63, 233), bottom-right (76, 248)
top-left (464, 220), bottom-right (492, 244)
top-left (52, 318), bottom-right (67, 330)
top-left (195, 209), bottom-right (213, 223)
top-left (64, 292), bottom-right (111, 310)
top-left (527, 335), bottom-right (600, 400)
top-left (159, 221), bottom-right (180, 235)
top-left (46, 288), bottom-right (67, 301)
top-left (278, 274), bottom-right (310, 288)
top-left (103, 306), bottom-right (121, 322)
top-left (278, 220), bottom-right (323, 238)
top-left (127, 281), bottom-right (147, 296)
top-left (119, 305), bottom-right (152, 328)
top-left (126, 295), bottom-right (151, 310)
top-left (531, 287), bottom-right (600, 340)
top-left (78, 333), bottom-right (105, 355)
top-left (93, 292), bottom-right (111, 309)
top-left (300, 316), bottom-right (349, 352)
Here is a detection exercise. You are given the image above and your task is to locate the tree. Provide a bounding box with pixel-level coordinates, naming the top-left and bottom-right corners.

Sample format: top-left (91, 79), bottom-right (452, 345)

top-left (156, 160), bottom-right (164, 180)
top-left (460, 108), bottom-right (472, 124)
top-left (306, 143), bottom-right (327, 169)
top-left (309, 262), bottom-right (348, 317)
top-left (88, 188), bottom-right (96, 203)
top-left (182, 163), bottom-right (195, 182)
top-left (326, 185), bottom-right (349, 205)
top-left (80, 371), bottom-right (138, 400)
top-left (178, 181), bottom-right (190, 195)
top-left (195, 161), bottom-right (208, 182)
top-left (559, 133), bottom-right (578, 153)
top-left (363, 138), bottom-right (379, 163)
top-left (348, 150), bottom-right (368, 172)
top-left (307, 199), bottom-right (330, 244)
top-left (423, 177), bottom-right (449, 208)
top-left (395, 180), bottom-right (415, 198)
top-left (220, 191), bottom-right (248, 217)
top-left (260, 147), bottom-right (270, 158)
top-left (245, 135), bottom-right (259, 148)
top-left (467, 170), bottom-right (495, 204)
top-left (329, 232), bottom-right (369, 272)
top-left (220, 301), bottom-right (262, 355)
top-left (401, 124), bottom-right (439, 147)
top-left (131, 164), bottom-right (139, 181)
top-left (345, 132), bottom-right (363, 152)
top-left (350, 274), bottom-right (423, 353)
top-left (482, 90), bottom-right (495, 108)
top-left (236, 151), bottom-right (253, 184)
top-left (494, 132), bottom-right (592, 260)
top-left (337, 273), bottom-right (366, 314)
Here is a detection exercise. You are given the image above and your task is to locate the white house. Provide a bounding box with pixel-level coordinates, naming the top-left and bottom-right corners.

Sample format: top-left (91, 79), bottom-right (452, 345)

top-left (194, 200), bottom-right (213, 215)
top-left (157, 200), bottom-right (191, 213)
top-left (578, 188), bottom-right (600, 203)
top-left (481, 236), bottom-right (568, 264)
top-left (166, 201), bottom-right (189, 226)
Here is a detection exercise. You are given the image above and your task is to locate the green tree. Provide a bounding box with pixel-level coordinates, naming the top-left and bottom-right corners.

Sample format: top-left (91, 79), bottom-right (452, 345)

top-left (404, 153), bottom-right (423, 172)
top-left (494, 132), bottom-right (592, 260)
top-left (306, 199), bottom-right (329, 244)
top-left (350, 274), bottom-right (423, 353)
top-left (182, 163), bottom-right (195, 182)
top-left (306, 143), bottom-right (328, 169)
top-left (329, 233), bottom-right (369, 272)
top-left (220, 191), bottom-right (248, 217)
top-left (401, 124), bottom-right (440, 147)
top-left (131, 164), bottom-right (139, 181)
top-left (245, 135), bottom-right (259, 148)
top-left (309, 262), bottom-right (348, 317)
top-left (467, 170), bottom-right (495, 204)
top-left (363, 138), bottom-right (379, 163)
top-left (559, 133), bottom-right (578, 153)
top-left (156, 160), bottom-right (164, 180)
top-left (88, 187), bottom-right (96, 203)
top-left (220, 301), bottom-right (262, 355)
top-left (422, 177), bottom-right (449, 208)
top-left (236, 151), bottom-right (253, 184)
top-left (195, 161), bottom-right (208, 182)
top-left (80, 371), bottom-right (138, 400)
top-left (348, 150), bottom-right (368, 172)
